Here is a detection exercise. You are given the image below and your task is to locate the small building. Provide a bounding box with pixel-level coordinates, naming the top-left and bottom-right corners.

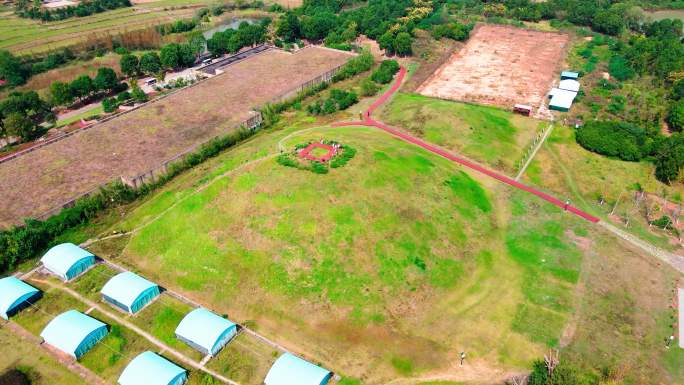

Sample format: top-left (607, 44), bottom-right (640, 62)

top-left (561, 71), bottom-right (579, 80)
top-left (558, 79), bottom-right (580, 93)
top-left (175, 308), bottom-right (237, 356)
top-left (40, 243), bottom-right (96, 281)
top-left (548, 88), bottom-right (577, 112)
top-left (264, 353), bottom-right (332, 385)
top-left (118, 351), bottom-right (187, 385)
top-left (40, 310), bottom-right (108, 358)
top-left (101, 271), bottom-right (160, 314)
top-left (513, 104), bottom-right (533, 116)
top-left (0, 277), bottom-right (41, 320)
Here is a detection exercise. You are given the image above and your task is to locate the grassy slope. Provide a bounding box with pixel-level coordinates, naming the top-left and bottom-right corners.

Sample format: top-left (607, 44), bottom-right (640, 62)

top-left (0, 326), bottom-right (88, 385)
top-left (78, 112), bottom-right (612, 384)
top-left (381, 93), bottom-right (543, 174)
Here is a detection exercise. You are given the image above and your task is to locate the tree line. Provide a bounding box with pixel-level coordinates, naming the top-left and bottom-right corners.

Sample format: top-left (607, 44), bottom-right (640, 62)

top-left (206, 19), bottom-right (270, 57)
top-left (16, 0), bottom-right (131, 22)
top-left (274, 0), bottom-right (457, 56)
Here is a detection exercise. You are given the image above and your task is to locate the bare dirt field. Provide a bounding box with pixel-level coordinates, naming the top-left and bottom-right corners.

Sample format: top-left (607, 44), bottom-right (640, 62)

top-left (417, 24), bottom-right (570, 110)
top-left (0, 47), bottom-right (353, 228)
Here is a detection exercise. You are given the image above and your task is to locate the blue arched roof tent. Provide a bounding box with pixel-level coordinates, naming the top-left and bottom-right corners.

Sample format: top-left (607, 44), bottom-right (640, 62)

top-left (40, 310), bottom-right (108, 358)
top-left (101, 272), bottom-right (160, 314)
top-left (40, 243), bottom-right (95, 281)
top-left (0, 277), bottom-right (41, 320)
top-left (264, 353), bottom-right (332, 385)
top-left (175, 308), bottom-right (237, 356)
top-left (118, 351), bottom-right (187, 385)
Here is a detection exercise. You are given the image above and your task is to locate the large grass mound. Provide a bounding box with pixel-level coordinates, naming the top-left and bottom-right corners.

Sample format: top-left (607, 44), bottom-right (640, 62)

top-left (74, 112), bottom-right (682, 384)
top-left (96, 124), bottom-right (591, 383)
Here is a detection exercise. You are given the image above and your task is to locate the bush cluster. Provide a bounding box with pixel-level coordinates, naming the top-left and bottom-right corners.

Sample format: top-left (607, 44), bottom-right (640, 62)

top-left (371, 60), bottom-right (400, 84)
top-left (307, 89), bottom-right (358, 115)
top-left (277, 141), bottom-right (356, 174)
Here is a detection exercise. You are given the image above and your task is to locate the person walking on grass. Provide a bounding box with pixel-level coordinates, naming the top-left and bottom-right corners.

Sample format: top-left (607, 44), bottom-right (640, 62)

top-left (460, 351), bottom-right (466, 366)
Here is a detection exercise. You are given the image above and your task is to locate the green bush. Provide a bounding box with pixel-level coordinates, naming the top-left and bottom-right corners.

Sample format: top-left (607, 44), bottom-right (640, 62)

top-left (608, 55), bottom-right (635, 81)
top-left (667, 99), bottom-right (684, 132)
top-left (371, 60), bottom-right (400, 84)
top-left (575, 121), bottom-right (648, 161)
top-left (360, 77), bottom-right (380, 96)
top-left (102, 97), bottom-right (118, 113)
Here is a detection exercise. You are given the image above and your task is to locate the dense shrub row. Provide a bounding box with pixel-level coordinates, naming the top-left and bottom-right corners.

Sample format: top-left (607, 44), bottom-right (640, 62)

top-left (307, 89), bottom-right (358, 115)
top-left (206, 20), bottom-right (270, 57)
top-left (575, 120), bottom-right (684, 184)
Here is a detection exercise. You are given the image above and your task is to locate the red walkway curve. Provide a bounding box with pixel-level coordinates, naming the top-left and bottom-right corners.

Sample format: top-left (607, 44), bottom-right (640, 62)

top-left (333, 66), bottom-right (600, 223)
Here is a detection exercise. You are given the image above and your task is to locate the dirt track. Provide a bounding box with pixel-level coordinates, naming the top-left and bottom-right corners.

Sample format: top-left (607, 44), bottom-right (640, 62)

top-left (417, 24), bottom-right (569, 109)
top-left (0, 47), bottom-right (352, 228)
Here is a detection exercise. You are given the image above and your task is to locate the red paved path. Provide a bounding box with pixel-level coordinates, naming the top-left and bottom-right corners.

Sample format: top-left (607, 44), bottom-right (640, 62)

top-left (333, 66), bottom-right (600, 223)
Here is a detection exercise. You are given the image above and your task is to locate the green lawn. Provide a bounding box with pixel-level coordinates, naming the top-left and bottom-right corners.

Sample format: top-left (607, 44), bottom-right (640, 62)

top-left (70, 263), bottom-right (119, 302)
top-left (207, 332), bottom-right (279, 385)
top-left (56, 105), bottom-right (104, 128)
top-left (0, 326), bottom-right (89, 385)
top-left (381, 92), bottom-right (544, 174)
top-left (128, 295), bottom-right (204, 362)
top-left (82, 120), bottom-right (594, 382)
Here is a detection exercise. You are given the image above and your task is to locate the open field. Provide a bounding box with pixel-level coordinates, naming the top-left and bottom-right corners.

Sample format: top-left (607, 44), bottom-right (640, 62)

top-left (521, 124), bottom-right (684, 251)
top-left (417, 24), bottom-right (569, 111)
top-left (0, 4), bottom-right (201, 55)
top-left (0, 46), bottom-right (353, 228)
top-left (66, 102), bottom-right (684, 385)
top-left (0, 325), bottom-right (89, 385)
top-left (381, 93), bottom-right (543, 174)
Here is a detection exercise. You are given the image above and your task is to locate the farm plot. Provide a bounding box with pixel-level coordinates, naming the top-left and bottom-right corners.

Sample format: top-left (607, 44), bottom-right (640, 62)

top-left (417, 24), bottom-right (569, 111)
top-left (0, 47), bottom-right (353, 228)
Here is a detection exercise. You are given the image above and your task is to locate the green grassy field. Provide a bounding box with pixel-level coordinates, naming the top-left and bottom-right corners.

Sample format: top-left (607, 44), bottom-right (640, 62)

top-left (207, 332), bottom-right (279, 385)
top-left (380, 93), bottom-right (544, 174)
top-left (65, 104), bottom-right (684, 385)
top-left (522, 123), bottom-right (684, 250)
top-left (0, 325), bottom-right (89, 385)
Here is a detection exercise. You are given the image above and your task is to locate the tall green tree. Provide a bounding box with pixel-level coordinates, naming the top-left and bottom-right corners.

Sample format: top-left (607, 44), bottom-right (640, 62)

top-left (394, 32), bottom-right (413, 56)
top-left (119, 54), bottom-right (140, 78)
top-left (668, 99), bottom-right (684, 132)
top-left (93, 67), bottom-right (118, 92)
top-left (0, 50), bottom-right (27, 86)
top-left (139, 52), bottom-right (162, 75)
top-left (49, 81), bottom-right (74, 106)
top-left (69, 75), bottom-right (94, 101)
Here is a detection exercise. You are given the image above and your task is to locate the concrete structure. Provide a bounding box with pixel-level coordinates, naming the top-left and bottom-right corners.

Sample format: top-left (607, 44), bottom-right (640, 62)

top-left (0, 277), bottom-right (41, 319)
top-left (548, 88), bottom-right (578, 112)
top-left (101, 272), bottom-right (160, 314)
top-left (264, 353), bottom-right (332, 385)
top-left (561, 71), bottom-right (579, 80)
top-left (40, 243), bottom-right (95, 281)
top-left (40, 310), bottom-right (108, 358)
top-left (118, 351), bottom-right (187, 385)
top-left (174, 308), bottom-right (237, 356)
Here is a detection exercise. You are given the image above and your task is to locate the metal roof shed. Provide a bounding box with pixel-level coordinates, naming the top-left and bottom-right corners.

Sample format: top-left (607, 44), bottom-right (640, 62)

top-left (559, 79), bottom-right (580, 93)
top-left (549, 88), bottom-right (577, 112)
top-left (40, 310), bottom-right (108, 358)
top-left (561, 71), bottom-right (579, 80)
top-left (264, 353), bottom-right (332, 385)
top-left (118, 351), bottom-right (187, 385)
top-left (101, 272), bottom-right (160, 314)
top-left (175, 308), bottom-right (237, 356)
top-left (40, 243), bottom-right (95, 281)
top-left (0, 277), bottom-right (41, 320)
